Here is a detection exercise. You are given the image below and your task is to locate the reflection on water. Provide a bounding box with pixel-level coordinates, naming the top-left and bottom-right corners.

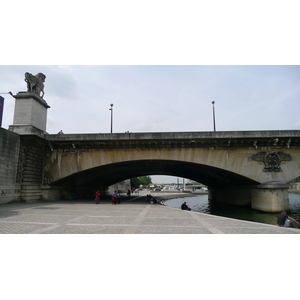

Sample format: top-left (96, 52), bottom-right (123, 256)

top-left (162, 192), bottom-right (300, 225)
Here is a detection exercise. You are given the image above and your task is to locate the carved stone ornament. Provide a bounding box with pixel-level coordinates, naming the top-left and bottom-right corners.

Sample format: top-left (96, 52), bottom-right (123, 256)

top-left (251, 151), bottom-right (292, 172)
top-left (24, 72), bottom-right (46, 98)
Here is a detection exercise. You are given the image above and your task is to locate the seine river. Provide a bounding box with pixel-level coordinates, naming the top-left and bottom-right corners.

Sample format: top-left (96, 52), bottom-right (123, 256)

top-left (162, 192), bottom-right (300, 226)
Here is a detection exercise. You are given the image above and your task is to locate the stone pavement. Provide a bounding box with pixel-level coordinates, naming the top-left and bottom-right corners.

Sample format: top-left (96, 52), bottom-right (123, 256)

top-left (1, 197), bottom-right (299, 234)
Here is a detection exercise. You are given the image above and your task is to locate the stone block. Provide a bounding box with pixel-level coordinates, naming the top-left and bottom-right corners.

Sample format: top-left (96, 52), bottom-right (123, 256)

top-left (10, 92), bottom-right (50, 134)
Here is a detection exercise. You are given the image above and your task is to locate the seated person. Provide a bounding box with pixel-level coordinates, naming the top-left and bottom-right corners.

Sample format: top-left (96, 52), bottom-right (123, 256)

top-left (277, 211), bottom-right (300, 228)
top-left (181, 201), bottom-right (191, 211)
top-left (152, 197), bottom-right (160, 204)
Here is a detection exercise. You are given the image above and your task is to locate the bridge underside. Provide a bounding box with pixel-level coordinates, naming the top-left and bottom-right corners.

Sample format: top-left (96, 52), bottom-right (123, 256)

top-left (47, 159), bottom-right (291, 212)
top-left (52, 159), bottom-right (258, 187)
top-left (49, 159), bottom-right (261, 204)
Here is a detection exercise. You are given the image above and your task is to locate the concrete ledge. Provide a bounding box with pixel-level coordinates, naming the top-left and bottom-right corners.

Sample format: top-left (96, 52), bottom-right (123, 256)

top-left (45, 130), bottom-right (300, 141)
top-left (13, 92), bottom-right (50, 108)
top-left (8, 125), bottom-right (47, 137)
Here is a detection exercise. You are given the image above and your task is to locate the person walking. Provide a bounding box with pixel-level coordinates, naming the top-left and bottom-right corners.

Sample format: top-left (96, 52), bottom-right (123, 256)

top-left (94, 190), bottom-right (100, 204)
top-left (111, 191), bottom-right (117, 205)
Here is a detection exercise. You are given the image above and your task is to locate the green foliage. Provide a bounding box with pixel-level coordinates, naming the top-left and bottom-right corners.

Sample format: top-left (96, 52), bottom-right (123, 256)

top-left (130, 176), bottom-right (152, 188)
top-left (139, 176), bottom-right (152, 185)
top-left (130, 177), bottom-right (139, 189)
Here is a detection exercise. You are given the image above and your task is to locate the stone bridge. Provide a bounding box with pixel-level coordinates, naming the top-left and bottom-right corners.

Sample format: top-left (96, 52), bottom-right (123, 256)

top-left (42, 130), bottom-right (300, 212)
top-left (3, 87), bottom-right (300, 212)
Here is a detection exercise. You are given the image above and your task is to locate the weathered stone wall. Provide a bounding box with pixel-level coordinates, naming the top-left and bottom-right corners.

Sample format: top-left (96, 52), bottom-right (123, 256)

top-left (107, 179), bottom-right (131, 195)
top-left (0, 128), bottom-right (20, 203)
top-left (46, 147), bottom-right (300, 185)
top-left (289, 182), bottom-right (300, 192)
top-left (17, 135), bottom-right (49, 201)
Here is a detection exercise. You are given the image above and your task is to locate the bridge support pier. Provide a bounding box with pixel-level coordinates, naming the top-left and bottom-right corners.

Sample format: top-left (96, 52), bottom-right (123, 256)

top-left (250, 183), bottom-right (290, 213)
top-left (208, 187), bottom-right (252, 206)
top-left (208, 183), bottom-right (290, 213)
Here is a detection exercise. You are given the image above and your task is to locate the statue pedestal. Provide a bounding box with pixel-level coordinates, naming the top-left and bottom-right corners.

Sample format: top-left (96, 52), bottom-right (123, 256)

top-left (9, 92), bottom-right (50, 136)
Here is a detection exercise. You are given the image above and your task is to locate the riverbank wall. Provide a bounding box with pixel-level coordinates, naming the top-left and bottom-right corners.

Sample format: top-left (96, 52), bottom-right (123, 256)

top-left (0, 128), bottom-right (20, 203)
top-left (289, 182), bottom-right (300, 192)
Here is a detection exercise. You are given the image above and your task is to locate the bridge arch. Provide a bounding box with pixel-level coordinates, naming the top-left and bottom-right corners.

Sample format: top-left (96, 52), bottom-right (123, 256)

top-left (52, 159), bottom-right (259, 188)
top-left (49, 159), bottom-right (259, 206)
top-left (43, 131), bottom-right (300, 212)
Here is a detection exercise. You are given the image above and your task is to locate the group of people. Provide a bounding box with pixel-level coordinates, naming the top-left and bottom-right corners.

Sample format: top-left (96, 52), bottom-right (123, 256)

top-left (95, 191), bottom-right (299, 229)
top-left (94, 190), bottom-right (121, 205)
top-left (179, 204), bottom-right (300, 228)
top-left (146, 194), bottom-right (160, 204)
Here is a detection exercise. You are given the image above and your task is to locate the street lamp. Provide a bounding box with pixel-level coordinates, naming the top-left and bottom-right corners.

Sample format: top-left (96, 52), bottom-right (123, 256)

top-left (212, 101), bottom-right (216, 131)
top-left (109, 103), bottom-right (113, 133)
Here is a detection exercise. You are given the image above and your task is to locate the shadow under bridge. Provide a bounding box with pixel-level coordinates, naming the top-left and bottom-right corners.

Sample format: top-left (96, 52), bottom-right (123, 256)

top-left (51, 159), bottom-right (259, 200)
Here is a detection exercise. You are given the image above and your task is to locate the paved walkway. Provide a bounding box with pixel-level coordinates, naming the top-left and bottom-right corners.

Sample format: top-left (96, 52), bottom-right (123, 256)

top-left (0, 197), bottom-right (299, 234)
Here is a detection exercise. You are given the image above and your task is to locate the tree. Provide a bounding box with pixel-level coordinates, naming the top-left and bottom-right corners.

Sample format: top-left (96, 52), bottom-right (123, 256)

top-left (139, 176), bottom-right (152, 185)
top-left (130, 176), bottom-right (152, 188)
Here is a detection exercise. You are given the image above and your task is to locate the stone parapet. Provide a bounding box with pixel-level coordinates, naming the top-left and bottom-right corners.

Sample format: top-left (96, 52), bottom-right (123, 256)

top-left (8, 124), bottom-right (47, 138)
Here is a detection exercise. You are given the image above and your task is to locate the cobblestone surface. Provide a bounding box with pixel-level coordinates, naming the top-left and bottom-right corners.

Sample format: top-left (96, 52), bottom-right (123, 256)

top-left (1, 198), bottom-right (300, 234)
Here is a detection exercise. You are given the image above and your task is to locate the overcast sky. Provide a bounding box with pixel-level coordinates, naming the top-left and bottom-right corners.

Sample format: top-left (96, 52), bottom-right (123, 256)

top-left (2, 65), bottom-right (300, 133)
top-left (1, 2), bottom-right (299, 183)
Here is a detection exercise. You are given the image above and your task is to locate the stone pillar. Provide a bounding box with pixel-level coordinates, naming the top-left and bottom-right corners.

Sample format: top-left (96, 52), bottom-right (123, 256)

top-left (251, 182), bottom-right (290, 212)
top-left (8, 92), bottom-right (50, 136)
top-left (208, 183), bottom-right (290, 212)
top-left (208, 188), bottom-right (217, 201)
top-left (208, 186), bottom-right (251, 206)
top-left (41, 185), bottom-right (61, 201)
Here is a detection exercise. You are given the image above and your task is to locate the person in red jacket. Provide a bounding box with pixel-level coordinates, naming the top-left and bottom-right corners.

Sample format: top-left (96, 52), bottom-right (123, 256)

top-left (94, 190), bottom-right (100, 204)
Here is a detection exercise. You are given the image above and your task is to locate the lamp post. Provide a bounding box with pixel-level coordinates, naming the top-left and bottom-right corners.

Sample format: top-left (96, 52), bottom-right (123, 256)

top-left (212, 101), bottom-right (216, 131)
top-left (109, 103), bottom-right (113, 133)
top-left (0, 92), bottom-right (13, 96)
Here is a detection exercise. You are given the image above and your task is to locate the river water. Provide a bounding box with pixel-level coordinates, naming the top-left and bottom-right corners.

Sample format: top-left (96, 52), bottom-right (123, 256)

top-left (162, 192), bottom-right (300, 225)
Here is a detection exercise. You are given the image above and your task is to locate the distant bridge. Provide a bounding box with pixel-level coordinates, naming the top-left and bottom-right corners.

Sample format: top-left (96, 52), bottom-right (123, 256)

top-left (40, 130), bottom-right (300, 212)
